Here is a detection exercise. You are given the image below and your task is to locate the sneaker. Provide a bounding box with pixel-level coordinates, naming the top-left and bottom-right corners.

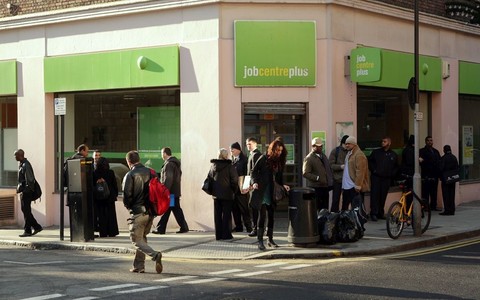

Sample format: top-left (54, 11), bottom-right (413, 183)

top-left (32, 227), bottom-right (43, 236)
top-left (176, 229), bottom-right (189, 234)
top-left (19, 232), bottom-right (32, 237)
top-left (129, 268), bottom-right (145, 273)
top-left (155, 253), bottom-right (163, 274)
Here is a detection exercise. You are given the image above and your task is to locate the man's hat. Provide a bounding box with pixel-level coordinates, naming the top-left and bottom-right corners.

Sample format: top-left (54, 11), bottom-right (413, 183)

top-left (311, 137), bottom-right (323, 146)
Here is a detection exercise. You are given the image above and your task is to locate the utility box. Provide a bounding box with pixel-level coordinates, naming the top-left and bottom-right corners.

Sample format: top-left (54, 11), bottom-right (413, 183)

top-left (67, 158), bottom-right (95, 242)
top-left (287, 187), bottom-right (319, 246)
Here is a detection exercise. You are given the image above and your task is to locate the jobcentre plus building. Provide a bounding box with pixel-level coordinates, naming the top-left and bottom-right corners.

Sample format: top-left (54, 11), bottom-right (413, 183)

top-left (1, 0), bottom-right (480, 230)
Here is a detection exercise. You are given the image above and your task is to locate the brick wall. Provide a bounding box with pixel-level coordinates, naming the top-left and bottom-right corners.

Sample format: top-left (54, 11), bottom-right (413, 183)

top-left (375, 0), bottom-right (447, 17)
top-left (1, 0), bottom-right (122, 18)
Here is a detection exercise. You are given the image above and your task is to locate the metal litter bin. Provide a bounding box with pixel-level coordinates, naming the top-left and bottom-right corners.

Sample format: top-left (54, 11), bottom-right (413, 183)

top-left (287, 187), bottom-right (319, 245)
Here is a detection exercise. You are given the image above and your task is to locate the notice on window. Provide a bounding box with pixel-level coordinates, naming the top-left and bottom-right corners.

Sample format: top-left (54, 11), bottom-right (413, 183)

top-left (463, 125), bottom-right (474, 165)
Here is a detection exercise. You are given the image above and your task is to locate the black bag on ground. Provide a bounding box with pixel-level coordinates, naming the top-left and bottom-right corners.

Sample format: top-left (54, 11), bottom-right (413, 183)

top-left (336, 210), bottom-right (362, 242)
top-left (318, 209), bottom-right (339, 245)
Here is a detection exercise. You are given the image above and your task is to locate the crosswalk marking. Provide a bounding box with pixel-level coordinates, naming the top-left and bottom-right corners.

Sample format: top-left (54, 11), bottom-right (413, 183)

top-left (117, 286), bottom-right (168, 294)
top-left (185, 277), bottom-right (226, 284)
top-left (234, 270), bottom-right (273, 277)
top-left (90, 283), bottom-right (139, 291)
top-left (255, 262), bottom-right (289, 268)
top-left (280, 264), bottom-right (313, 270)
top-left (72, 297), bottom-right (99, 300)
top-left (208, 269), bottom-right (244, 275)
top-left (154, 275), bottom-right (198, 282)
top-left (20, 295), bottom-right (65, 300)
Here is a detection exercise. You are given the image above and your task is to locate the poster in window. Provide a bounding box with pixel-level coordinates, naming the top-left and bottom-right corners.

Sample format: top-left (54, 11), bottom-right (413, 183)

top-left (462, 125), bottom-right (473, 165)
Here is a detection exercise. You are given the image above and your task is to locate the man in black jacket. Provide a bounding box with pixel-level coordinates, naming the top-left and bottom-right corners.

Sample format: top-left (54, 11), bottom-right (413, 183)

top-left (419, 136), bottom-right (442, 211)
top-left (15, 149), bottom-right (43, 237)
top-left (230, 142), bottom-right (253, 233)
top-left (122, 150), bottom-right (163, 274)
top-left (244, 137), bottom-right (263, 237)
top-left (368, 137), bottom-right (398, 221)
top-left (153, 147), bottom-right (189, 234)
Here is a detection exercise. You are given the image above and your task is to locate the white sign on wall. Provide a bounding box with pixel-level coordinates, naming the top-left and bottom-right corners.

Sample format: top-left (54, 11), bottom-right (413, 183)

top-left (54, 97), bottom-right (66, 116)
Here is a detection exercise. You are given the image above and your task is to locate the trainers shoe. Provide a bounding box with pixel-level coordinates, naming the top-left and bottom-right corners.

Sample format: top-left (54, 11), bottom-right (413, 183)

top-left (19, 232), bottom-right (32, 237)
top-left (176, 229), bottom-right (189, 234)
top-left (32, 227), bottom-right (43, 236)
top-left (129, 268), bottom-right (145, 273)
top-left (155, 253), bottom-right (163, 274)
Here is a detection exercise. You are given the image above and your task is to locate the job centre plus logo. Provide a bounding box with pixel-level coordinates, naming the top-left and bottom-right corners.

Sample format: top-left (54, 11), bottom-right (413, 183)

top-left (242, 65), bottom-right (309, 79)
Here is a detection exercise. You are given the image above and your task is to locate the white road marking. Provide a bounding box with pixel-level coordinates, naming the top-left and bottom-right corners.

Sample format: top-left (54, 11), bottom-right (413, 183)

top-left (255, 262), bottom-right (289, 268)
top-left (117, 286), bottom-right (168, 293)
top-left (89, 283), bottom-right (139, 291)
top-left (72, 297), bottom-right (99, 300)
top-left (280, 264), bottom-right (313, 270)
top-left (234, 270), bottom-right (273, 277)
top-left (185, 277), bottom-right (226, 284)
top-left (4, 260), bottom-right (66, 265)
top-left (154, 275), bottom-right (198, 282)
top-left (443, 255), bottom-right (480, 260)
top-left (20, 294), bottom-right (65, 300)
top-left (208, 269), bottom-right (244, 275)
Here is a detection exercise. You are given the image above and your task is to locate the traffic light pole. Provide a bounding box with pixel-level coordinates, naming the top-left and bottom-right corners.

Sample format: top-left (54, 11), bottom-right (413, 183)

top-left (413, 0), bottom-right (422, 236)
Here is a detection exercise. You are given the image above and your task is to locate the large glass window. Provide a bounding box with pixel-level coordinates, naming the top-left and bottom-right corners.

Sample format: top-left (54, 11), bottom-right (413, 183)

top-left (459, 94), bottom-right (480, 182)
top-left (0, 96), bottom-right (17, 187)
top-left (55, 88), bottom-right (180, 190)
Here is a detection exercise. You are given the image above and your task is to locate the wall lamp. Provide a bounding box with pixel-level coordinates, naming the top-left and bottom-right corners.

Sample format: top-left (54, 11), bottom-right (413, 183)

top-left (6, 3), bottom-right (19, 15)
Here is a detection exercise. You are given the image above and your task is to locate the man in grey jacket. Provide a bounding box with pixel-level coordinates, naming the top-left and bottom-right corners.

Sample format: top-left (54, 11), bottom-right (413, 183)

top-left (122, 150), bottom-right (163, 274)
top-left (303, 137), bottom-right (334, 211)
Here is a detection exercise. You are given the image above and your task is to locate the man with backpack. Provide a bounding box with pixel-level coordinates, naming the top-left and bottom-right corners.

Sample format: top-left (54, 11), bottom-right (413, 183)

top-left (153, 147), bottom-right (189, 234)
top-left (328, 135), bottom-right (349, 212)
top-left (122, 150), bottom-right (163, 273)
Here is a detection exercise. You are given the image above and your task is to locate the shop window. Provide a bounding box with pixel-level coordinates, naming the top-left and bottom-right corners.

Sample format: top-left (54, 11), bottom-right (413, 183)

top-left (55, 89), bottom-right (180, 191)
top-left (459, 95), bottom-right (480, 182)
top-left (0, 97), bottom-right (17, 187)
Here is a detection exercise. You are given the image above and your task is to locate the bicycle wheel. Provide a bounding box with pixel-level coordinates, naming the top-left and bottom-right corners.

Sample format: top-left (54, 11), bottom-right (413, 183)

top-left (420, 199), bottom-right (431, 233)
top-left (386, 201), bottom-right (405, 239)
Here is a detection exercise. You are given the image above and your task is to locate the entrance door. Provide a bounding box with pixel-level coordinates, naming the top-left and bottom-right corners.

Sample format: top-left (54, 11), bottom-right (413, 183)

top-left (243, 113), bottom-right (303, 188)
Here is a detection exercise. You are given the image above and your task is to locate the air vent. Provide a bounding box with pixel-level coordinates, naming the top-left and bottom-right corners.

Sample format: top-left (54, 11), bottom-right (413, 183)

top-left (0, 196), bottom-right (16, 226)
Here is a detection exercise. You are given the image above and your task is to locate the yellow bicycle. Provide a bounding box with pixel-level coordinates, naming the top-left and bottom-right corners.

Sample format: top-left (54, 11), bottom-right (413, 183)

top-left (386, 180), bottom-right (431, 239)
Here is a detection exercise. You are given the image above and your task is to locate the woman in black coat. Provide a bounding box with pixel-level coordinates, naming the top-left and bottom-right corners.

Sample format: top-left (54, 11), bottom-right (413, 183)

top-left (93, 157), bottom-right (119, 237)
top-left (209, 148), bottom-right (239, 240)
top-left (438, 145), bottom-right (459, 216)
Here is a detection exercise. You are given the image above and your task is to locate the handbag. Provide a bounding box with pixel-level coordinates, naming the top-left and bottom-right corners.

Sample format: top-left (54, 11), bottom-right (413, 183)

top-left (273, 180), bottom-right (288, 204)
top-left (202, 174), bottom-right (213, 195)
top-left (94, 180), bottom-right (110, 200)
top-left (32, 180), bottom-right (42, 201)
top-left (442, 169), bottom-right (460, 184)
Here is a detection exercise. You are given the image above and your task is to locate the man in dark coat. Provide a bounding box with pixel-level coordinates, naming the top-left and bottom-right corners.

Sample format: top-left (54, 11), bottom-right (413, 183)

top-left (15, 149), bottom-right (43, 237)
top-left (368, 137), bottom-right (399, 221)
top-left (438, 145), bottom-right (459, 215)
top-left (419, 136), bottom-right (442, 211)
top-left (153, 147), bottom-right (189, 234)
top-left (244, 137), bottom-right (264, 237)
top-left (230, 142), bottom-right (253, 233)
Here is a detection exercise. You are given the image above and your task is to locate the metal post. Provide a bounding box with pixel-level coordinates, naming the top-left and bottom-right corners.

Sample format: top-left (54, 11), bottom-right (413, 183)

top-left (60, 115), bottom-right (65, 240)
top-left (412, 0), bottom-right (422, 236)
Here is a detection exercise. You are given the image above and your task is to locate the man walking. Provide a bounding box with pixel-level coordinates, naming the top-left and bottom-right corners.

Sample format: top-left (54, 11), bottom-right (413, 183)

top-left (153, 147), bottom-right (189, 234)
top-left (230, 142), bottom-right (253, 233)
top-left (122, 150), bottom-right (163, 273)
top-left (245, 137), bottom-right (263, 237)
top-left (15, 149), bottom-right (43, 237)
top-left (368, 137), bottom-right (398, 221)
top-left (341, 136), bottom-right (370, 210)
top-left (328, 135), bottom-right (349, 212)
top-left (303, 137), bottom-right (333, 211)
top-left (419, 136), bottom-right (442, 211)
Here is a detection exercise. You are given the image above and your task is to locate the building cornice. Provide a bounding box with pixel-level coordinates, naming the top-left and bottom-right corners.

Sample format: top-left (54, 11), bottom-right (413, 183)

top-left (0, 0), bottom-right (479, 37)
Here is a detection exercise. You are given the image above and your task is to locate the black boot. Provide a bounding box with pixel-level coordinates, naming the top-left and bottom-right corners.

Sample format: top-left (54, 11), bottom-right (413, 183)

top-left (257, 227), bottom-right (266, 250)
top-left (248, 227), bottom-right (257, 237)
top-left (267, 228), bottom-right (278, 248)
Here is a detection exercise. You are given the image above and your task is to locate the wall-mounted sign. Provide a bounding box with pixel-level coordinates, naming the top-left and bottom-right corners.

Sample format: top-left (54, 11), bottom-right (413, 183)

top-left (54, 97), bottom-right (66, 116)
top-left (350, 47), bottom-right (381, 82)
top-left (234, 21), bottom-right (316, 87)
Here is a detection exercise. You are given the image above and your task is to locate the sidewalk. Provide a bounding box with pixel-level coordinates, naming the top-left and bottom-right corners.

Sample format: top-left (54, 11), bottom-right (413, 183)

top-left (2, 201), bottom-right (480, 260)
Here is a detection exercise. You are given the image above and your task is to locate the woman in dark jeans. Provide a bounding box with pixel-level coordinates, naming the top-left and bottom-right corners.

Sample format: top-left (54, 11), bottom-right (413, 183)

top-left (93, 157), bottom-right (119, 237)
top-left (209, 148), bottom-right (239, 240)
top-left (250, 137), bottom-right (290, 250)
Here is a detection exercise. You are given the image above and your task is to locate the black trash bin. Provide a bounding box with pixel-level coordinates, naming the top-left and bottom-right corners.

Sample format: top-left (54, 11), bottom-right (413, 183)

top-left (287, 187), bottom-right (319, 246)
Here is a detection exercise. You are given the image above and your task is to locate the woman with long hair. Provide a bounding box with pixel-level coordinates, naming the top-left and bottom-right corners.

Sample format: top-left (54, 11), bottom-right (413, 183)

top-left (251, 137), bottom-right (290, 250)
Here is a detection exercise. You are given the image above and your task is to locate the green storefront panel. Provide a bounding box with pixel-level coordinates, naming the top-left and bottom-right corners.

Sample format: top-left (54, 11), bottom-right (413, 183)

top-left (459, 61), bottom-right (480, 95)
top-left (44, 46), bottom-right (179, 92)
top-left (0, 60), bottom-right (17, 95)
top-left (351, 47), bottom-right (442, 92)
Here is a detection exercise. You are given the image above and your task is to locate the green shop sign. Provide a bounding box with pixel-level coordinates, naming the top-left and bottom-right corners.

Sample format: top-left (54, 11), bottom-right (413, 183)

top-left (234, 21), bottom-right (316, 87)
top-left (350, 48), bottom-right (382, 82)
top-left (0, 60), bottom-right (17, 95)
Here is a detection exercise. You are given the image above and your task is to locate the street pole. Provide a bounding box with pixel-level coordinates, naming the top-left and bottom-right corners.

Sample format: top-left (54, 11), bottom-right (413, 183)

top-left (412, 0), bottom-right (422, 236)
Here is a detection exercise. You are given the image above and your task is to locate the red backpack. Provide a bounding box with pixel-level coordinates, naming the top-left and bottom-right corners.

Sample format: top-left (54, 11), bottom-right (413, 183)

top-left (148, 168), bottom-right (170, 216)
